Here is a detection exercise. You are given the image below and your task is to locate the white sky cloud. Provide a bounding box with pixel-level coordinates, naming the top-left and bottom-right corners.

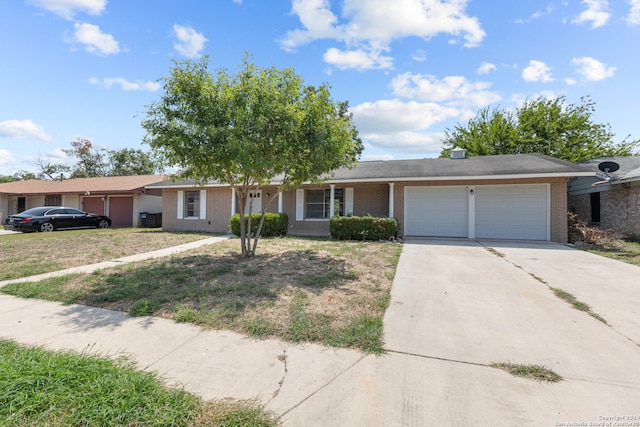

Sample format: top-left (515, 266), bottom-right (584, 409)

top-left (27, 0), bottom-right (106, 20)
top-left (0, 119), bottom-right (53, 142)
top-left (531, 4), bottom-right (556, 19)
top-left (627, 0), bottom-right (640, 24)
top-left (0, 149), bottom-right (16, 167)
top-left (390, 73), bottom-right (501, 107)
top-left (323, 47), bottom-right (393, 70)
top-left (522, 60), bottom-right (554, 82)
top-left (361, 131), bottom-right (445, 155)
top-left (88, 77), bottom-right (160, 91)
top-left (477, 62), bottom-right (496, 75)
top-left (48, 147), bottom-right (69, 160)
top-left (572, 0), bottom-right (611, 28)
top-left (281, 0), bottom-right (485, 70)
top-left (173, 24), bottom-right (207, 58)
top-left (66, 22), bottom-right (120, 56)
top-left (351, 99), bottom-right (461, 134)
top-left (571, 56), bottom-right (616, 81)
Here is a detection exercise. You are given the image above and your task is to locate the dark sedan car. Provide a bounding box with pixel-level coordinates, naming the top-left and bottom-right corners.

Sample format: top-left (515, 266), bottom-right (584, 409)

top-left (3, 207), bottom-right (111, 232)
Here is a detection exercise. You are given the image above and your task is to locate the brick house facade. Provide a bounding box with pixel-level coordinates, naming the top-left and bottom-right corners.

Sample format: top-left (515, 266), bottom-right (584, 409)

top-left (150, 154), bottom-right (593, 243)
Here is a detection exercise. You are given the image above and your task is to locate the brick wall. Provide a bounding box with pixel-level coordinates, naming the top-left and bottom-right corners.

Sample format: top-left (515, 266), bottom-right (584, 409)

top-left (569, 184), bottom-right (640, 239)
top-left (568, 193), bottom-right (591, 223)
top-left (601, 185), bottom-right (640, 238)
top-left (161, 187), bottom-right (233, 233)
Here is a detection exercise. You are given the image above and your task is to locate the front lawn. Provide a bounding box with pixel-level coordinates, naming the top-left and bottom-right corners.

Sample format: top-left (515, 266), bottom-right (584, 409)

top-left (1, 237), bottom-right (402, 353)
top-left (0, 338), bottom-right (277, 427)
top-left (0, 228), bottom-right (212, 281)
top-left (578, 239), bottom-right (640, 267)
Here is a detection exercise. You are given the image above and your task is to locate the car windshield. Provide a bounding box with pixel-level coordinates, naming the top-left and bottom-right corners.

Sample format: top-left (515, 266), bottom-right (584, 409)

top-left (19, 207), bottom-right (51, 216)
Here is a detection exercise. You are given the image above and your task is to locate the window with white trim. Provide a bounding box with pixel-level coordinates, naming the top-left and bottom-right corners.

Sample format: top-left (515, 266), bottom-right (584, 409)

top-left (306, 188), bottom-right (344, 219)
top-left (177, 190), bottom-right (206, 220)
top-left (185, 191), bottom-right (200, 217)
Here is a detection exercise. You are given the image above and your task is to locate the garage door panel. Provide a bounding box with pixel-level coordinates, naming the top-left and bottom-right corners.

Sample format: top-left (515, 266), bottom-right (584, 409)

top-left (475, 185), bottom-right (548, 240)
top-left (109, 197), bottom-right (133, 228)
top-left (82, 197), bottom-right (105, 215)
top-left (405, 187), bottom-right (468, 237)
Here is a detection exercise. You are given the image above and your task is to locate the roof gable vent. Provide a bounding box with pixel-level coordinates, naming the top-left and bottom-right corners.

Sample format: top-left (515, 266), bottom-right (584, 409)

top-left (450, 147), bottom-right (467, 159)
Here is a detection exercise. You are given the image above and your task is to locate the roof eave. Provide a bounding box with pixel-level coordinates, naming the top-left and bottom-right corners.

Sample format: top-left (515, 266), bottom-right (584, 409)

top-left (149, 171), bottom-right (597, 188)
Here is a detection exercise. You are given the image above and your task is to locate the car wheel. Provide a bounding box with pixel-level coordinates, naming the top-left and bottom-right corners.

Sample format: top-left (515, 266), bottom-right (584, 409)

top-left (98, 219), bottom-right (110, 229)
top-left (39, 222), bottom-right (55, 232)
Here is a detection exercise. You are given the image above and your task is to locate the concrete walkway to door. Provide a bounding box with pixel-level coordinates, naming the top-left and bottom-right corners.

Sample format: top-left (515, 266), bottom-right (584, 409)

top-left (283, 238), bottom-right (640, 426)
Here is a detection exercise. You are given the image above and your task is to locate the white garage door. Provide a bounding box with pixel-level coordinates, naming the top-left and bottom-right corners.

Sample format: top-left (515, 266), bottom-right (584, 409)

top-left (404, 184), bottom-right (549, 240)
top-left (475, 185), bottom-right (548, 240)
top-left (405, 186), bottom-right (468, 237)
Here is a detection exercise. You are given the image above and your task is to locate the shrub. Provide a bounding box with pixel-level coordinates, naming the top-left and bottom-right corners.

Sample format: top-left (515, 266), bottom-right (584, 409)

top-left (330, 216), bottom-right (398, 241)
top-left (230, 213), bottom-right (288, 237)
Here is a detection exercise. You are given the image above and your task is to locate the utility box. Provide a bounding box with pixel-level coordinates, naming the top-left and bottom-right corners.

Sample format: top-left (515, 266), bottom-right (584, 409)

top-left (146, 212), bottom-right (162, 228)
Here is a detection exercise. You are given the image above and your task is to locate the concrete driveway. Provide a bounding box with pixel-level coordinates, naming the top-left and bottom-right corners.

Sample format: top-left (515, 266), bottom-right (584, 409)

top-left (282, 239), bottom-right (640, 426)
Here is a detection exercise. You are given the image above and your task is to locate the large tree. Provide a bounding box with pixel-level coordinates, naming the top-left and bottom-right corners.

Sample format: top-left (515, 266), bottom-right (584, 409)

top-left (441, 96), bottom-right (638, 162)
top-left (63, 137), bottom-right (108, 178)
top-left (142, 55), bottom-right (363, 257)
top-left (107, 148), bottom-right (158, 176)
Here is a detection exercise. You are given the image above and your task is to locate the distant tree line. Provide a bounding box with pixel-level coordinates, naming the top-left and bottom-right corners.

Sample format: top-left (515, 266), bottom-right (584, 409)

top-left (1, 137), bottom-right (161, 182)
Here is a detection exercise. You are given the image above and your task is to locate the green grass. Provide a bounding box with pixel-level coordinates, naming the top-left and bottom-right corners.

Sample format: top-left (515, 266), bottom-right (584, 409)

top-left (491, 362), bottom-right (562, 383)
top-left (581, 239), bottom-right (640, 267)
top-left (0, 338), bottom-right (278, 426)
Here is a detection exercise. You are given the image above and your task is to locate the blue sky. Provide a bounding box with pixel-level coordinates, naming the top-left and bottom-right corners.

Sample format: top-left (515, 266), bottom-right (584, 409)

top-left (1, 0), bottom-right (639, 176)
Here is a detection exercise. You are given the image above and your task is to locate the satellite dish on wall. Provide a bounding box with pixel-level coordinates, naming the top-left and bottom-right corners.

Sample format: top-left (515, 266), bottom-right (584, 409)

top-left (598, 161), bottom-right (620, 173)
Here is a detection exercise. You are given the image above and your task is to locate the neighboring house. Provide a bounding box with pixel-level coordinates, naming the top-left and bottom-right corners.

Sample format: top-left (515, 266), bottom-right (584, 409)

top-left (0, 175), bottom-right (164, 228)
top-left (147, 151), bottom-right (594, 243)
top-left (568, 156), bottom-right (640, 239)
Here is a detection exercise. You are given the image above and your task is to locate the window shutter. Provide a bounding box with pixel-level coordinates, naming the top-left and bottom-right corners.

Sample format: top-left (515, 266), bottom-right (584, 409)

top-left (177, 191), bottom-right (184, 220)
top-left (296, 189), bottom-right (304, 221)
top-left (345, 188), bottom-right (354, 215)
top-left (200, 190), bottom-right (207, 219)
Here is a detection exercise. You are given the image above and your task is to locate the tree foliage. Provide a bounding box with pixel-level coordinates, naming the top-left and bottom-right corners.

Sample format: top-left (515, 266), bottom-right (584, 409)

top-left (35, 138), bottom-right (160, 179)
top-left (107, 148), bottom-right (158, 176)
top-left (441, 96), bottom-right (639, 162)
top-left (63, 137), bottom-right (108, 178)
top-left (0, 171), bottom-right (38, 183)
top-left (35, 156), bottom-right (70, 180)
top-left (142, 54), bottom-right (363, 257)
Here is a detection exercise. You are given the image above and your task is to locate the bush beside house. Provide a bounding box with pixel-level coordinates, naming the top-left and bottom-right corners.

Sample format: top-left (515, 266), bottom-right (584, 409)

top-left (330, 216), bottom-right (399, 241)
top-left (230, 213), bottom-right (288, 237)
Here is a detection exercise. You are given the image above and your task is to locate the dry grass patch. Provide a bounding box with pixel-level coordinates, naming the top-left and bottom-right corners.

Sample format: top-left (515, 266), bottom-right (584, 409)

top-left (2, 237), bottom-right (402, 353)
top-left (0, 228), bottom-right (212, 280)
